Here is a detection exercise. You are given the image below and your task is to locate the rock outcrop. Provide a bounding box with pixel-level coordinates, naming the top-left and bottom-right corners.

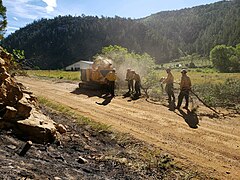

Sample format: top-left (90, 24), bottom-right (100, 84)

top-left (0, 47), bottom-right (59, 144)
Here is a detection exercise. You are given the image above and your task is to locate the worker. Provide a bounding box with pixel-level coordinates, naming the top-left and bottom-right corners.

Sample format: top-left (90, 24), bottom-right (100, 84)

top-left (132, 71), bottom-right (141, 96)
top-left (105, 68), bottom-right (117, 97)
top-left (176, 69), bottom-right (192, 110)
top-left (125, 68), bottom-right (134, 93)
top-left (162, 68), bottom-right (175, 102)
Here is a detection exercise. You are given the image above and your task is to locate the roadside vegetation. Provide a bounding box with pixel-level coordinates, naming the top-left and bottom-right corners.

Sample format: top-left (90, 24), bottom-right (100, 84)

top-left (160, 54), bottom-right (212, 70)
top-left (27, 69), bottom-right (239, 86)
top-left (38, 96), bottom-right (110, 132)
top-left (24, 44), bottom-right (240, 112)
top-left (27, 70), bottom-right (80, 81)
top-left (27, 68), bottom-right (240, 112)
top-left (37, 96), bottom-right (208, 179)
top-left (193, 79), bottom-right (240, 112)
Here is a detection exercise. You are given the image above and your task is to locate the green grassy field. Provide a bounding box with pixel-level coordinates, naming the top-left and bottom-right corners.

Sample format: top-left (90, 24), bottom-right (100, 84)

top-left (157, 69), bottom-right (240, 85)
top-left (26, 69), bottom-right (240, 85)
top-left (25, 69), bottom-right (240, 110)
top-left (161, 55), bottom-right (212, 69)
top-left (26, 70), bottom-right (80, 81)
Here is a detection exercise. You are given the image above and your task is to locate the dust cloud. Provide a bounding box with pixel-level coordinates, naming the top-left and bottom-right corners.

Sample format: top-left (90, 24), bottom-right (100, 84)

top-left (94, 55), bottom-right (152, 83)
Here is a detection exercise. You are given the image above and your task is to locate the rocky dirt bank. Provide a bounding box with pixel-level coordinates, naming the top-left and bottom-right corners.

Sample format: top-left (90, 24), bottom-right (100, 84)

top-left (0, 104), bottom-right (207, 179)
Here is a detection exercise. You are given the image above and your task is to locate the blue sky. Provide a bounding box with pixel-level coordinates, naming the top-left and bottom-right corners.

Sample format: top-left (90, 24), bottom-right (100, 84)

top-left (3, 0), bottom-right (220, 36)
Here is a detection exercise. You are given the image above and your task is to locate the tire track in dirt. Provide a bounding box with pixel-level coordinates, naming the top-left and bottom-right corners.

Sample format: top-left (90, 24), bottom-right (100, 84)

top-left (18, 77), bottom-right (240, 179)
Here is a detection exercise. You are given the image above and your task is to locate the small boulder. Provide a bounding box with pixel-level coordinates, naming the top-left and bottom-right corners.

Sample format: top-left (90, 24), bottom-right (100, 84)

top-left (0, 57), bottom-right (5, 65)
top-left (55, 124), bottom-right (67, 134)
top-left (3, 106), bottom-right (17, 120)
top-left (16, 108), bottom-right (57, 144)
top-left (0, 71), bottom-right (10, 81)
top-left (16, 98), bottom-right (32, 119)
top-left (76, 156), bottom-right (88, 164)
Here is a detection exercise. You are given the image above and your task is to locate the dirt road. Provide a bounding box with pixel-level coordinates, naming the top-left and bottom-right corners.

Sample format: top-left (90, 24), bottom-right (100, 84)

top-left (17, 76), bottom-right (240, 179)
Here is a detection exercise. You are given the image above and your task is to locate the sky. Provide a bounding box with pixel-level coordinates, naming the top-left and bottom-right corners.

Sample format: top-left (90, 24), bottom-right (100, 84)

top-left (3, 0), bottom-right (220, 36)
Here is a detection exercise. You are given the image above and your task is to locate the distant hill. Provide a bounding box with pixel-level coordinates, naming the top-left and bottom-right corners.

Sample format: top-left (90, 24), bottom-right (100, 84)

top-left (2, 0), bottom-right (240, 69)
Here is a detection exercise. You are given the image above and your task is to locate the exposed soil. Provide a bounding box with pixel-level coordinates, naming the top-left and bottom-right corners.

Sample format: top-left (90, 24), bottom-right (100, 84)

top-left (1, 104), bottom-right (195, 179)
top-left (13, 76), bottom-right (240, 179)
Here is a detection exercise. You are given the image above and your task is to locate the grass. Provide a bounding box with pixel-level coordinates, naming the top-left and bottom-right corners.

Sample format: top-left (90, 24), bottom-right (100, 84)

top-left (29, 69), bottom-right (240, 110)
top-left (26, 70), bottom-right (80, 81)
top-left (155, 69), bottom-right (240, 85)
top-left (38, 96), bottom-right (111, 132)
top-left (159, 56), bottom-right (240, 84)
top-left (161, 55), bottom-right (212, 69)
top-left (26, 69), bottom-right (240, 86)
top-left (193, 79), bottom-right (240, 110)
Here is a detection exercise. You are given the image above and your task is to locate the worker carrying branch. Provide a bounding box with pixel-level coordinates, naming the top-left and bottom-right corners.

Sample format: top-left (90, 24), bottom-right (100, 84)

top-left (132, 70), bottom-right (141, 97)
top-left (176, 69), bottom-right (192, 110)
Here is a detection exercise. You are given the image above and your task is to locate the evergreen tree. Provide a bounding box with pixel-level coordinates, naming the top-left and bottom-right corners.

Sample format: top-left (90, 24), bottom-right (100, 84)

top-left (2, 0), bottom-right (240, 69)
top-left (0, 0), bottom-right (7, 40)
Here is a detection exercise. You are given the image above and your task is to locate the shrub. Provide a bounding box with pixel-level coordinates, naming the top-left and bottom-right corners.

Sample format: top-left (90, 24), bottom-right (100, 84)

top-left (210, 44), bottom-right (240, 73)
top-left (193, 78), bottom-right (240, 110)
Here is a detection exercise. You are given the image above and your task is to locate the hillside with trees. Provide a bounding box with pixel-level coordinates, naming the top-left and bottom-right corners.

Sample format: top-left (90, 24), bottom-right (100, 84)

top-left (1, 0), bottom-right (240, 69)
top-left (141, 0), bottom-right (240, 59)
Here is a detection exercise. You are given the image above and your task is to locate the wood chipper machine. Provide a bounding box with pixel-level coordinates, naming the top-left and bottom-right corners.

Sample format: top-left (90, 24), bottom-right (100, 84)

top-left (78, 60), bottom-right (113, 90)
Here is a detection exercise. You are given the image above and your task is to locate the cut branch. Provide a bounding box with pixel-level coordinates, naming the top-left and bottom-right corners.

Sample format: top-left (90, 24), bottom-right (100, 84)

top-left (190, 90), bottom-right (220, 114)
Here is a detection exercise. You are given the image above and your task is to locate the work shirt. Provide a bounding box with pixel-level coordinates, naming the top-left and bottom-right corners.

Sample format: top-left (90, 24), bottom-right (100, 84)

top-left (180, 75), bottom-right (191, 90)
top-left (163, 72), bottom-right (174, 84)
top-left (126, 71), bottom-right (134, 80)
top-left (105, 71), bottom-right (117, 81)
top-left (134, 74), bottom-right (141, 82)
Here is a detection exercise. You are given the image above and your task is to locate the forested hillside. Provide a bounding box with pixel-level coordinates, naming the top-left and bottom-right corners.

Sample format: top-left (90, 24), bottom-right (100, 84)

top-left (3, 16), bottom-right (150, 69)
top-left (2, 0), bottom-right (240, 69)
top-left (141, 0), bottom-right (240, 58)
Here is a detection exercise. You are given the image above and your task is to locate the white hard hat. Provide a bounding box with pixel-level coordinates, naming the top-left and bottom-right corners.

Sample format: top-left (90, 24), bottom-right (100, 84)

top-left (181, 69), bottom-right (187, 73)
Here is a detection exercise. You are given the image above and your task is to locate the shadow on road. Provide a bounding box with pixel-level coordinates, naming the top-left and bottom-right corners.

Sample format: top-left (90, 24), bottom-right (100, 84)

top-left (96, 96), bottom-right (114, 106)
top-left (71, 87), bottom-right (114, 105)
top-left (122, 92), bottom-right (131, 99)
top-left (122, 92), bottom-right (142, 102)
top-left (71, 88), bottom-right (107, 98)
top-left (167, 101), bottom-right (176, 111)
top-left (146, 98), bottom-right (199, 128)
top-left (175, 109), bottom-right (199, 129)
top-left (145, 98), bottom-right (163, 106)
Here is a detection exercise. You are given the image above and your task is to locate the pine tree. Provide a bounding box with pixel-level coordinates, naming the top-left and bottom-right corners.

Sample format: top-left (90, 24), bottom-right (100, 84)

top-left (0, 0), bottom-right (7, 40)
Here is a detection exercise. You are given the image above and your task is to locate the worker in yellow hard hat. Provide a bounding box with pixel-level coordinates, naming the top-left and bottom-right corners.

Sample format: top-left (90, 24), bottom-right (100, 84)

top-left (105, 68), bottom-right (117, 97)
